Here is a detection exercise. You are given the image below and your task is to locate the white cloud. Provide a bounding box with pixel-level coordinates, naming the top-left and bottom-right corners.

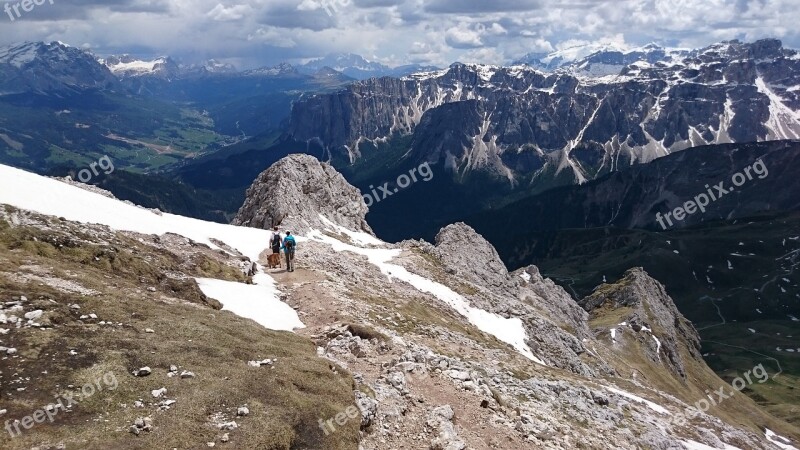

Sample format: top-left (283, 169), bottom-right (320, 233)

top-left (445, 25), bottom-right (484, 48)
top-left (207, 4), bottom-right (252, 21)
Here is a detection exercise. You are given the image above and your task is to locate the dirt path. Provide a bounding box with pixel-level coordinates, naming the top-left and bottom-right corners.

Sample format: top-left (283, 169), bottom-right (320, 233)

top-left (258, 251), bottom-right (345, 336)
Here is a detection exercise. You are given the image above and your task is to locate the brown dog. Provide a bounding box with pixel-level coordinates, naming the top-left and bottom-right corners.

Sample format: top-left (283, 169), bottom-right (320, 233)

top-left (267, 253), bottom-right (282, 269)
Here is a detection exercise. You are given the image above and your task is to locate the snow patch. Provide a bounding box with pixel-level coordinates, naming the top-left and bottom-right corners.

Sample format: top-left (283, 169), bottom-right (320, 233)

top-left (106, 58), bottom-right (167, 75)
top-left (196, 274), bottom-right (304, 331)
top-left (765, 429), bottom-right (798, 450)
top-left (318, 215), bottom-right (383, 246)
top-left (605, 386), bottom-right (669, 415)
top-left (306, 230), bottom-right (545, 365)
top-left (681, 439), bottom-right (742, 450)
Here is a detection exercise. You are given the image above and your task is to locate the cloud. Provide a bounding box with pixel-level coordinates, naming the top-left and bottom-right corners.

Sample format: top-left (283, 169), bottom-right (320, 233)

top-left (206, 4), bottom-right (252, 21)
top-left (445, 25), bottom-right (484, 48)
top-left (0, 0), bottom-right (796, 69)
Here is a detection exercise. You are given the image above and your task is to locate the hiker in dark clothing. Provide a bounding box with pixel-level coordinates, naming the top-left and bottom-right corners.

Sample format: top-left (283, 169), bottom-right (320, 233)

top-left (270, 227), bottom-right (282, 255)
top-left (282, 231), bottom-right (297, 272)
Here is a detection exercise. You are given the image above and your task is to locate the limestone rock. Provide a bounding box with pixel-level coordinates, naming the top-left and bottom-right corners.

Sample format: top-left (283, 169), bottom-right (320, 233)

top-left (232, 154), bottom-right (373, 235)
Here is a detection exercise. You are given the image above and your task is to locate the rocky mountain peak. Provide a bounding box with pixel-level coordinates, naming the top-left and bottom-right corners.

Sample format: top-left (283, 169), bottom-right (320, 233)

top-left (232, 154), bottom-right (373, 235)
top-left (581, 267), bottom-right (701, 378)
top-left (0, 41), bottom-right (121, 94)
top-left (433, 222), bottom-right (509, 288)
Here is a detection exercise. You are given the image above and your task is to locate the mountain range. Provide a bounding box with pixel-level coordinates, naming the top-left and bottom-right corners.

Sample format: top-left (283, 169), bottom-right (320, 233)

top-left (286, 39), bottom-right (800, 187)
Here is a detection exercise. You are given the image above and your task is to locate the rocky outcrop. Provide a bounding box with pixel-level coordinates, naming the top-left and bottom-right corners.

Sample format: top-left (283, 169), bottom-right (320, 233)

top-left (433, 223), bottom-right (510, 289)
top-left (581, 268), bottom-right (702, 379)
top-left (428, 223), bottom-right (602, 376)
top-left (232, 154), bottom-right (373, 234)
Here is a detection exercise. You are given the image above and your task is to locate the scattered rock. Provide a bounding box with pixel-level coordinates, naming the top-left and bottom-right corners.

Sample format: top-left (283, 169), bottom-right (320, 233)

top-left (129, 417), bottom-right (153, 435)
top-left (24, 310), bottom-right (43, 320)
top-left (247, 359), bottom-right (273, 367)
top-left (218, 421), bottom-right (238, 431)
top-left (427, 405), bottom-right (465, 450)
top-left (151, 388), bottom-right (167, 398)
top-left (237, 406), bottom-right (249, 416)
top-left (447, 370), bottom-right (470, 381)
top-left (133, 367), bottom-right (152, 377)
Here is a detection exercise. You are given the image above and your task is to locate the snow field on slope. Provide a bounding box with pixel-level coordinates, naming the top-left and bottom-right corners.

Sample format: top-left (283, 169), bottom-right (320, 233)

top-left (0, 165), bottom-right (304, 332)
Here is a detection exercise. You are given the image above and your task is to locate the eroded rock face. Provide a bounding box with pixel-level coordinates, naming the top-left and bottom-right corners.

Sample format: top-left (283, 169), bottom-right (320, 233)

top-left (232, 154), bottom-right (373, 234)
top-left (429, 223), bottom-right (603, 376)
top-left (434, 223), bottom-right (510, 289)
top-left (581, 267), bottom-right (702, 379)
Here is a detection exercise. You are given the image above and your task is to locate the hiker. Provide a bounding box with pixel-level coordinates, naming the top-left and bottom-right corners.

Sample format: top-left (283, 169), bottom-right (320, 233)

top-left (266, 227), bottom-right (283, 269)
top-left (282, 231), bottom-right (297, 272)
top-left (270, 227), bottom-right (281, 256)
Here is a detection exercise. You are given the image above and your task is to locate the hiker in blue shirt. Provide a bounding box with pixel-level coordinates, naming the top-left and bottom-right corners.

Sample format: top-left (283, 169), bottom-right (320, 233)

top-left (282, 231), bottom-right (297, 272)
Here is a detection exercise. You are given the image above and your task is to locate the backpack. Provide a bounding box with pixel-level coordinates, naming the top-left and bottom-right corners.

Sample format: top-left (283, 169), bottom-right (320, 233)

top-left (271, 234), bottom-right (281, 248)
top-left (285, 237), bottom-right (296, 250)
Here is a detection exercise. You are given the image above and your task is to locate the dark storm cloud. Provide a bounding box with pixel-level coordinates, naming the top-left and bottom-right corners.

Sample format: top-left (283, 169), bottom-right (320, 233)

top-left (256, 1), bottom-right (336, 31)
top-left (1, 0), bottom-right (171, 21)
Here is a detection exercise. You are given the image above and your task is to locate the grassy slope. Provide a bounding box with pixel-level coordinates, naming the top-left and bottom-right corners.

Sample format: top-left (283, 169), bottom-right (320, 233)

top-left (0, 208), bottom-right (359, 449)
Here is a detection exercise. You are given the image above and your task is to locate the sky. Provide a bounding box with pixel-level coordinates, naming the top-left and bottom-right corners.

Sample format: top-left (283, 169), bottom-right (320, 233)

top-left (0, 0), bottom-right (797, 69)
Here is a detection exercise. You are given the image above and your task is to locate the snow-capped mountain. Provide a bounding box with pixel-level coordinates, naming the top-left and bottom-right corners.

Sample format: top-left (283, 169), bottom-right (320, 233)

top-left (287, 39), bottom-right (800, 188)
top-left (299, 53), bottom-right (388, 78)
top-left (102, 55), bottom-right (238, 79)
top-left (242, 62), bottom-right (302, 78)
top-left (514, 41), bottom-right (633, 71)
top-left (101, 55), bottom-right (180, 78)
top-left (515, 42), bottom-right (689, 77)
top-left (298, 53), bottom-right (439, 79)
top-left (0, 41), bottom-right (121, 95)
top-left (194, 58), bottom-right (237, 74)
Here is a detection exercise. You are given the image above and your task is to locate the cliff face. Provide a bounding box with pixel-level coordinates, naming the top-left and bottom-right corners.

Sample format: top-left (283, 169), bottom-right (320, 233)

top-left (232, 154), bottom-right (373, 235)
top-left (286, 39), bottom-right (800, 185)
